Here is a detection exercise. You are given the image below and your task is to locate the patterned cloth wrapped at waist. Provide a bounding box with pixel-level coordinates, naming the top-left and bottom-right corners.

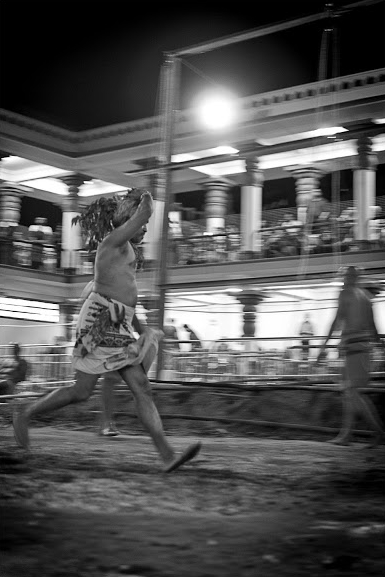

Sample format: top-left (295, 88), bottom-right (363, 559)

top-left (73, 292), bottom-right (162, 374)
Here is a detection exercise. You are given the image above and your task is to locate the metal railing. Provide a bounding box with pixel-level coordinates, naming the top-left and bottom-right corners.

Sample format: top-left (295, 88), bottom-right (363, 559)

top-left (1, 337), bottom-right (383, 396)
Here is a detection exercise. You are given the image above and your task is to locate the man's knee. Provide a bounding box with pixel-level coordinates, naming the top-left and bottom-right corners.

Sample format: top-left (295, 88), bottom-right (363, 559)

top-left (72, 373), bottom-right (97, 402)
top-left (120, 366), bottom-right (152, 396)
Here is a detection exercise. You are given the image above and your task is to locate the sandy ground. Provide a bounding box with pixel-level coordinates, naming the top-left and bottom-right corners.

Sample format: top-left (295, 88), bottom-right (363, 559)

top-left (1, 424), bottom-right (384, 577)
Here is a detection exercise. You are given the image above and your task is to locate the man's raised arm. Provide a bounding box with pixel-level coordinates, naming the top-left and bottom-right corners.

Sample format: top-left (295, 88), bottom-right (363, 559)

top-left (102, 192), bottom-right (153, 249)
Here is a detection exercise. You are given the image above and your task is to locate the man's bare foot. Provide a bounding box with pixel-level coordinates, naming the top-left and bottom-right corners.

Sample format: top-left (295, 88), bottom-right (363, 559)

top-left (99, 426), bottom-right (120, 437)
top-left (329, 436), bottom-right (351, 446)
top-left (13, 406), bottom-right (29, 449)
top-left (164, 441), bottom-right (202, 473)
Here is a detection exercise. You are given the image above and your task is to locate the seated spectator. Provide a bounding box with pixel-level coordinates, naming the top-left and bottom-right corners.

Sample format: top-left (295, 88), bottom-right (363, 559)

top-left (281, 212), bottom-right (302, 234)
top-left (30, 228), bottom-right (45, 270)
top-left (28, 217), bottom-right (53, 239)
top-left (338, 207), bottom-right (356, 236)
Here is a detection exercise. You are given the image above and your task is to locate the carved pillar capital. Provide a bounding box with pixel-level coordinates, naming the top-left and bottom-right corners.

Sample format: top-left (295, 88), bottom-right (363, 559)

top-left (60, 174), bottom-right (91, 211)
top-left (244, 154), bottom-right (264, 187)
top-left (286, 165), bottom-right (325, 222)
top-left (286, 164), bottom-right (325, 183)
top-left (355, 136), bottom-right (378, 171)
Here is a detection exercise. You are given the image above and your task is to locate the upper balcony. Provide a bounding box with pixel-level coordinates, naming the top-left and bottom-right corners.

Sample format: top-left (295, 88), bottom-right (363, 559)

top-left (1, 209), bottom-right (384, 302)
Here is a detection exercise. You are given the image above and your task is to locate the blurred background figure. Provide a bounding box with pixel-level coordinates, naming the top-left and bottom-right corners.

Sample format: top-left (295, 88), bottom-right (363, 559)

top-left (163, 318), bottom-right (181, 373)
top-left (0, 343), bottom-right (29, 398)
top-left (28, 217), bottom-right (53, 237)
top-left (299, 313), bottom-right (314, 361)
top-left (183, 324), bottom-right (202, 351)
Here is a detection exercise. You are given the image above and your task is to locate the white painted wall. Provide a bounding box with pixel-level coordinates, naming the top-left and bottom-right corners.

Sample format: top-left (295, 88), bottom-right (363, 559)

top-left (0, 318), bottom-right (65, 347)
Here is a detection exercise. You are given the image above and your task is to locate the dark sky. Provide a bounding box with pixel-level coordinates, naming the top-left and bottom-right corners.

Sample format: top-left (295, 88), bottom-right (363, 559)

top-left (0, 0), bottom-right (384, 130)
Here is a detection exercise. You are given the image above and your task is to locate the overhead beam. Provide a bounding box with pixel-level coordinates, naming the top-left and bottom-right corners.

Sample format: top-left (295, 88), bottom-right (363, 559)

top-left (124, 123), bottom-right (385, 177)
top-left (169, 0), bottom-right (383, 57)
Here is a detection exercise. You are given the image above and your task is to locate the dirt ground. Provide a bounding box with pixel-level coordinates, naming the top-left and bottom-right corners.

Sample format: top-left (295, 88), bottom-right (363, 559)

top-left (1, 416), bottom-right (385, 577)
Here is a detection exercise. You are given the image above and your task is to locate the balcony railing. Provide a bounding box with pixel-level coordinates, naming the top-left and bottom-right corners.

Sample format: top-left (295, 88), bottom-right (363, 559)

top-left (166, 218), bottom-right (385, 268)
top-left (1, 215), bottom-right (384, 274)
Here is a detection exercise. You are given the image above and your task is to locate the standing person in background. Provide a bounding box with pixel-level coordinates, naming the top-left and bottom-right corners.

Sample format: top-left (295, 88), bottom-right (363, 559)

top-left (183, 324), bottom-right (202, 351)
top-left (317, 266), bottom-right (385, 446)
top-left (14, 189), bottom-right (201, 472)
top-left (299, 313), bottom-right (314, 361)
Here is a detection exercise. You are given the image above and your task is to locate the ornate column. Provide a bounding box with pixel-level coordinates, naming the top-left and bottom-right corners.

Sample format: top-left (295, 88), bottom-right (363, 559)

top-left (0, 182), bottom-right (24, 225)
top-left (236, 289), bottom-right (265, 338)
top-left (144, 170), bottom-right (166, 264)
top-left (353, 136), bottom-right (377, 241)
top-left (59, 174), bottom-right (87, 273)
top-left (286, 166), bottom-right (325, 224)
top-left (240, 154), bottom-right (264, 253)
top-left (0, 182), bottom-right (24, 265)
top-left (235, 289), bottom-right (265, 376)
top-left (202, 178), bottom-right (231, 233)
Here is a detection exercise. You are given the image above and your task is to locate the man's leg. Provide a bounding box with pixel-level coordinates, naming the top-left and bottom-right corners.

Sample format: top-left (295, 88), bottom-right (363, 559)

top-left (118, 364), bottom-right (201, 472)
top-left (329, 361), bottom-right (353, 445)
top-left (13, 371), bottom-right (99, 449)
top-left (333, 351), bottom-right (384, 446)
top-left (99, 374), bottom-right (120, 436)
top-left (330, 384), bottom-right (355, 444)
top-left (349, 351), bottom-right (384, 444)
top-left (352, 389), bottom-right (384, 444)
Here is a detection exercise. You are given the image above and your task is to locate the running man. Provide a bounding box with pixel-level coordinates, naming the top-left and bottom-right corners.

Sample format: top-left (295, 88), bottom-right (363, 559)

top-left (13, 188), bottom-right (201, 472)
top-left (317, 266), bottom-right (384, 446)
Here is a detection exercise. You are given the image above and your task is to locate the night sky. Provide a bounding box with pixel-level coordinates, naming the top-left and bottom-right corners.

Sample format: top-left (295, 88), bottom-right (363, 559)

top-left (1, 0), bottom-right (384, 130)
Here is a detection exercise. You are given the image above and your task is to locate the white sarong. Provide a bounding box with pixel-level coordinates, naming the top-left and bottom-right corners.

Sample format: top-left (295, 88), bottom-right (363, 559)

top-left (72, 292), bottom-right (162, 374)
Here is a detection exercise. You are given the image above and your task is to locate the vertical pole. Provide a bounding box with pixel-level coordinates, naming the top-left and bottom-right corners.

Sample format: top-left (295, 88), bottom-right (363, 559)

top-left (156, 54), bottom-right (179, 378)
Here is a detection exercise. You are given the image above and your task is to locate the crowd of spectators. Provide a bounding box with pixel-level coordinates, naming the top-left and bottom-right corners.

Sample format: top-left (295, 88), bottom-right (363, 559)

top-left (169, 201), bottom-right (385, 266)
top-left (0, 217), bottom-right (62, 271)
top-left (1, 200), bottom-right (385, 272)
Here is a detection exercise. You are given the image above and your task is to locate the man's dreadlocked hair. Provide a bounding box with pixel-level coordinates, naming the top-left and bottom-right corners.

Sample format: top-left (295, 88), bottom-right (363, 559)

top-left (72, 187), bottom-right (149, 269)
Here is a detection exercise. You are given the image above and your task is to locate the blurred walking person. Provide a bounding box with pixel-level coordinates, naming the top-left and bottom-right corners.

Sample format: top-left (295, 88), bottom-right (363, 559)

top-left (317, 266), bottom-right (384, 446)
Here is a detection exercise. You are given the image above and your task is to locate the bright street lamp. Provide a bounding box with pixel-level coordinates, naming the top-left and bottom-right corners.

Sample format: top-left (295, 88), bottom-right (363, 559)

top-left (196, 92), bottom-right (238, 130)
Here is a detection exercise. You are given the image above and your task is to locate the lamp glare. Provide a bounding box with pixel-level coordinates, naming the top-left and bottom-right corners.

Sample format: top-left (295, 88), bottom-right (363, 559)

top-left (199, 95), bottom-right (235, 129)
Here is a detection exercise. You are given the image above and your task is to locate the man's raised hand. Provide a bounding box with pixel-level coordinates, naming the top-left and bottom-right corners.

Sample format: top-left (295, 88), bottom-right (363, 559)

top-left (135, 191), bottom-right (153, 221)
